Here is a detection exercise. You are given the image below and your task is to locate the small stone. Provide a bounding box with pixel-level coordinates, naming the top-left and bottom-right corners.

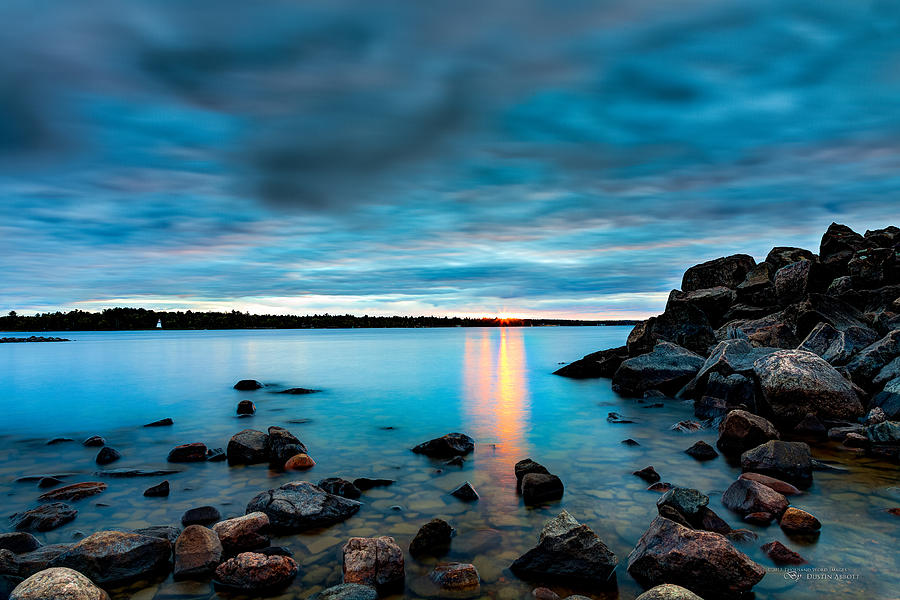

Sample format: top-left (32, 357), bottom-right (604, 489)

top-left (843, 432), bottom-right (869, 448)
top-left (143, 481), bottom-right (170, 497)
top-left (215, 552), bottom-right (298, 591)
top-left (743, 512), bottom-right (773, 526)
top-left (514, 459), bottom-right (550, 491)
top-left (310, 583), bottom-right (377, 600)
top-left (182, 506), bottom-right (221, 527)
top-left (430, 562), bottom-right (480, 592)
top-left (206, 448), bottom-right (227, 462)
top-left (13, 504), bottom-right (77, 532)
top-left (450, 481), bottom-right (479, 502)
top-left (9, 567), bottom-right (109, 600)
top-left (0, 533), bottom-right (40, 554)
top-left (143, 418), bottom-right (173, 427)
top-left (167, 443), bottom-right (208, 463)
top-left (284, 453), bottom-right (316, 471)
top-left (760, 540), bottom-right (806, 565)
top-left (233, 380), bottom-right (263, 391)
top-left (684, 440), bottom-right (719, 461)
top-left (352, 478), bottom-right (393, 490)
top-left (213, 512), bottom-right (270, 553)
top-left (722, 479), bottom-right (788, 517)
top-left (779, 507), bottom-right (821, 535)
top-left (95, 447), bottom-right (121, 465)
top-left (236, 400), bottom-right (256, 415)
top-left (82, 436), bottom-right (105, 447)
top-left (47, 438), bottom-right (73, 445)
top-left (621, 439), bottom-right (640, 446)
top-left (37, 477), bottom-right (62, 488)
top-left (318, 478), bottom-right (362, 499)
top-left (608, 412), bottom-right (635, 423)
top-left (647, 482), bottom-right (673, 493)
top-left (671, 420), bottom-right (702, 432)
top-left (38, 482), bottom-right (107, 502)
top-left (521, 473), bottom-right (564, 504)
top-left (412, 433), bottom-right (475, 458)
top-left (409, 519), bottom-right (452, 558)
top-left (633, 466), bottom-right (661, 483)
top-left (657, 488), bottom-right (708, 517)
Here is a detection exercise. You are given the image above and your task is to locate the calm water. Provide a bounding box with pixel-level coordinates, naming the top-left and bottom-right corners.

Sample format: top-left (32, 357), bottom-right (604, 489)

top-left (1, 327), bottom-right (898, 600)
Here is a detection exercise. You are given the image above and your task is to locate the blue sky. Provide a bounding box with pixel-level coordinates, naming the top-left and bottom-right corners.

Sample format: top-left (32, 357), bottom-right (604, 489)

top-left (1, 0), bottom-right (899, 318)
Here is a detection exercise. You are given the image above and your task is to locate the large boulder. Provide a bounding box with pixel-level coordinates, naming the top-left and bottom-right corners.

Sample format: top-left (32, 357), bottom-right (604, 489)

top-left (819, 222), bottom-right (872, 277)
top-left (49, 531), bottom-right (171, 587)
top-left (227, 429), bottom-right (269, 465)
top-left (510, 510), bottom-right (617, 586)
top-left (553, 346), bottom-right (628, 379)
top-left (612, 342), bottom-right (704, 397)
top-left (9, 568), bottom-right (109, 600)
top-left (682, 254), bottom-right (756, 292)
top-left (246, 481), bottom-right (361, 533)
top-left (0, 534), bottom-right (40, 555)
top-left (635, 584), bottom-right (705, 600)
top-left (864, 226), bottom-right (900, 247)
top-left (342, 537), bottom-right (404, 590)
top-left (13, 504), bottom-right (77, 532)
top-left (848, 247), bottom-right (900, 289)
top-left (627, 516), bottom-right (764, 597)
top-left (741, 441), bottom-right (813, 488)
top-left (411, 433), bottom-right (474, 458)
top-left (213, 513), bottom-right (270, 553)
top-left (716, 410), bottom-right (780, 455)
top-left (799, 322), bottom-right (878, 366)
top-left (214, 552), bottom-right (298, 591)
top-left (266, 426), bottom-right (308, 468)
top-left (736, 263), bottom-right (776, 306)
top-left (679, 339), bottom-right (775, 399)
top-left (721, 479), bottom-right (789, 517)
top-left (174, 525), bottom-right (222, 580)
top-left (5, 545), bottom-right (72, 578)
top-left (872, 377), bottom-right (900, 420)
top-left (766, 247), bottom-right (817, 272)
top-left (845, 330), bottom-right (900, 390)
top-left (626, 304), bottom-right (716, 356)
top-left (753, 350), bottom-right (864, 424)
top-left (788, 294), bottom-right (871, 338)
top-left (666, 286), bottom-right (736, 328)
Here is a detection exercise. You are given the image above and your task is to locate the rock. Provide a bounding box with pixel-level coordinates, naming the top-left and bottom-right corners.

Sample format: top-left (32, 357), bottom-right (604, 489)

top-left (254, 546), bottom-right (293, 557)
top-left (866, 407), bottom-right (887, 426)
top-left (774, 260), bottom-right (814, 304)
top-left (656, 488), bottom-right (709, 519)
top-left (514, 459), bottom-right (550, 492)
top-left (766, 247), bottom-right (817, 271)
top-left (226, 429), bottom-right (269, 465)
top-left (722, 311), bottom-right (799, 349)
top-left (213, 513), bottom-right (270, 553)
top-left (872, 378), bottom-right (900, 419)
top-left (510, 510), bottom-right (617, 585)
top-left (760, 540), bottom-right (806, 565)
top-left (791, 413), bottom-right (828, 440)
top-left (182, 506), bottom-right (221, 527)
top-left (667, 286), bottom-right (736, 328)
top-left (633, 466), bottom-right (661, 483)
top-left (738, 473), bottom-right (801, 495)
top-left (521, 473), bottom-right (564, 505)
top-left (214, 552), bottom-right (298, 591)
top-left (411, 433), bottom-right (474, 458)
top-left (845, 432), bottom-right (870, 447)
top-left (743, 512), bottom-right (773, 526)
top-left (6, 545), bottom-right (73, 578)
top-left (143, 418), bottom-right (173, 427)
top-left (799, 322), bottom-right (878, 366)
top-left (352, 478), bottom-right (393, 490)
top-left (236, 400), bottom-right (256, 415)
top-left (531, 587), bottom-right (560, 600)
top-left (174, 525), bottom-right (223, 580)
top-left (820, 222), bottom-right (872, 276)
top-left (94, 448), bottom-right (121, 466)
top-left (0, 534), bottom-right (40, 555)
top-left (736, 263), bottom-right (776, 306)
top-left (207, 448), bottom-right (227, 462)
top-left (681, 339), bottom-right (777, 399)
top-left (37, 477), bottom-right (63, 488)
top-left (866, 420), bottom-right (900, 444)
top-left (409, 519), bottom-right (452, 558)
top-left (284, 453), bottom-right (316, 471)
top-left (874, 357), bottom-right (900, 387)
top-left (612, 342), bottom-right (705, 397)
top-left (318, 478), bottom-right (362, 499)
top-left (246, 481), bottom-right (361, 533)
top-left (626, 304), bottom-right (716, 356)
top-left (342, 536), bottom-right (404, 590)
top-left (13, 504), bottom-right (77, 532)
top-left (621, 438), bottom-right (640, 446)
top-left (671, 420), bottom-right (703, 433)
top-left (49, 531), bottom-right (171, 587)
top-left (430, 563), bottom-right (480, 593)
top-left (310, 583), bottom-right (379, 600)
top-left (684, 440), bottom-right (718, 461)
top-left (278, 387), bottom-right (320, 394)
top-left (716, 410), bottom-right (780, 455)
top-left (753, 350), bottom-right (864, 424)
top-left (849, 247), bottom-right (900, 288)
top-left (266, 426), bottom-right (308, 468)
top-left (647, 482), bottom-right (673, 493)
top-left (741, 441), bottom-right (813, 488)
top-left (553, 346), bottom-right (628, 379)
top-left (827, 424), bottom-right (866, 442)
top-left (722, 479), bottom-right (788, 517)
top-left (9, 567), bottom-right (109, 600)
top-left (47, 438), bottom-right (73, 445)
top-left (844, 330), bottom-right (900, 390)
top-left (682, 254), bottom-right (756, 292)
top-left (167, 442), bottom-right (208, 463)
top-left (608, 412), bottom-right (635, 423)
top-left (82, 436), bottom-right (105, 448)
top-left (234, 380), bottom-right (263, 390)
top-left (38, 482), bottom-right (107, 502)
top-left (779, 507), bottom-right (821, 535)
top-left (627, 516), bottom-right (765, 597)
top-left (635, 584), bottom-right (705, 600)
top-left (143, 481), bottom-right (169, 497)
top-left (95, 468), bottom-right (180, 478)
top-left (450, 482), bottom-right (479, 502)
top-left (132, 526), bottom-right (181, 545)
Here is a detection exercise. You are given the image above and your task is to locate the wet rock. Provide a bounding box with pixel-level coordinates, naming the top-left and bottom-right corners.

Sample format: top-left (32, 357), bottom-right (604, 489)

top-left (553, 346), bottom-right (628, 379)
top-left (738, 473), bottom-right (801, 495)
top-left (510, 510), bottom-right (618, 585)
top-left (722, 312), bottom-right (799, 349)
top-left (310, 583), bottom-right (378, 600)
top-left (430, 563), bottom-right (480, 593)
top-left (521, 473), bottom-right (564, 505)
top-left (621, 438), bottom-right (640, 446)
top-left (226, 429), bottom-right (269, 465)
top-left (657, 488), bottom-right (709, 520)
top-left (181, 506), bottom-right (221, 527)
top-left (874, 357), bottom-right (900, 388)
top-left (409, 519), bottom-right (452, 558)
top-left (682, 254), bottom-right (756, 292)
top-left (741, 440), bottom-right (813, 488)
top-left (82, 436), bottom-right (105, 448)
top-left (318, 478), bottom-right (362, 500)
top-left (0, 534), bottom-right (40, 555)
top-left (132, 526), bottom-right (181, 545)
top-left (626, 303), bottom-right (716, 356)
top-left (722, 479), bottom-right (788, 517)
top-left (214, 552), bottom-right (298, 591)
top-left (143, 418), bottom-right (173, 427)
top-left (284, 453), bottom-right (316, 471)
top-left (680, 339), bottom-right (775, 399)
top-left (234, 380), bottom-right (263, 390)
top-left (671, 420), bottom-right (703, 432)
top-left (607, 412), bottom-right (635, 423)
top-left (726, 529), bottom-right (758, 544)
top-left (143, 481), bottom-right (170, 497)
top-left (13, 504), bottom-right (77, 532)
top-left (47, 438), bottom-right (73, 445)
top-left (37, 477), bottom-right (63, 488)
top-left (799, 322), bottom-right (878, 366)
top-left (246, 481), bottom-right (361, 533)
top-left (278, 387), bottom-right (320, 394)
top-left (684, 440), bottom-right (718, 461)
top-left (872, 380), bottom-right (900, 420)
top-left (827, 424), bottom-right (866, 442)
top-left (627, 516), bottom-right (765, 597)
top-left (866, 407), bottom-right (887, 425)
top-left (612, 342), bottom-right (704, 397)
top-left (95, 447), bottom-right (121, 466)
top-left (760, 540), bottom-right (806, 565)
top-left (206, 448), bottom-right (227, 462)
top-left (342, 536), bottom-right (405, 590)
top-left (95, 468), bottom-right (180, 478)
top-left (844, 330), bottom-right (900, 390)
top-left (450, 482), bottom-right (479, 502)
top-left (412, 433), bottom-right (474, 458)
top-left (779, 507), bottom-right (821, 535)
top-left (753, 350), bottom-right (864, 424)
top-left (867, 420), bottom-right (900, 444)
top-left (255, 546), bottom-right (293, 557)
top-left (515, 460), bottom-right (552, 488)
top-left (266, 426), bottom-right (308, 468)
top-left (774, 260), bottom-right (815, 304)
top-left (791, 413), bottom-right (828, 440)
top-left (50, 531), bottom-right (171, 587)
top-left (844, 432), bottom-right (869, 448)
top-left (532, 587), bottom-right (560, 600)
top-left (647, 482), bottom-right (673, 493)
top-left (444, 455), bottom-right (465, 466)
top-left (716, 410), bottom-right (780, 455)
top-left (174, 525), bottom-right (223, 580)
top-left (167, 442), bottom-right (208, 463)
top-left (635, 584), bottom-right (705, 600)
top-left (6, 545), bottom-right (72, 578)
top-left (353, 478), bottom-right (394, 490)
top-left (236, 400), bottom-right (256, 415)
top-left (743, 512), bottom-right (773, 526)
top-left (697, 372), bottom-right (756, 416)
top-left (9, 567), bottom-right (109, 600)
top-left (38, 482), bottom-right (107, 502)
top-left (633, 466), bottom-right (661, 483)
top-left (213, 512), bottom-right (270, 553)
top-left (737, 262), bottom-right (776, 306)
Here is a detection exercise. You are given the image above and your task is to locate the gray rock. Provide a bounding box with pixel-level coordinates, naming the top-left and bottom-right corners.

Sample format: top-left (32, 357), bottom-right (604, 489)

top-left (553, 346), bottom-right (628, 379)
top-left (741, 441), bottom-right (813, 488)
top-left (799, 322), bottom-right (879, 366)
top-left (9, 567), bottom-right (109, 600)
top-left (50, 531), bottom-right (171, 587)
top-left (721, 479), bottom-right (789, 517)
top-left (246, 481), bottom-right (360, 533)
top-left (845, 330), bottom-right (900, 390)
top-left (866, 421), bottom-right (900, 444)
top-left (679, 339), bottom-right (775, 399)
top-left (411, 433), bottom-right (475, 458)
top-left (612, 342), bottom-right (704, 397)
top-left (213, 513), bottom-right (270, 553)
top-left (656, 488), bottom-right (709, 518)
top-left (0, 534), bottom-right (40, 555)
top-left (717, 410), bottom-right (780, 455)
top-left (766, 247), bottom-right (817, 272)
top-left (266, 426), bottom-right (308, 468)
top-left (872, 377), bottom-right (900, 420)
top-left (626, 304), bottom-right (716, 356)
top-left (874, 357), bottom-right (900, 388)
top-left (635, 584), bottom-right (705, 600)
top-left (227, 429), bottom-right (269, 465)
top-left (310, 583), bottom-right (378, 600)
top-left (682, 254), bottom-right (756, 292)
top-left (666, 286), bottom-right (736, 328)
top-left (174, 525), bottom-right (222, 580)
top-left (6, 545), bottom-right (72, 578)
top-left (342, 537), bottom-right (404, 590)
top-left (12, 504), bottom-right (77, 532)
top-left (521, 473), bottom-right (564, 505)
top-left (737, 263), bottom-right (776, 306)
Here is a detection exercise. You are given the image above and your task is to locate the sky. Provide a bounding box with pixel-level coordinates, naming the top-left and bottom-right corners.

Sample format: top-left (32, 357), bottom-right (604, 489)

top-left (1, 0), bottom-right (899, 319)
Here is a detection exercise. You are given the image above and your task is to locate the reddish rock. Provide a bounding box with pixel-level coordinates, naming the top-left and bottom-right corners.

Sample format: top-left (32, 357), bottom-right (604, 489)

top-left (761, 540), bottom-right (806, 565)
top-left (284, 453), bottom-right (316, 471)
top-left (634, 466), bottom-right (661, 483)
top-left (9, 567), bottom-right (109, 600)
top-left (532, 587), bottom-right (561, 600)
top-left (738, 473), bottom-right (801, 495)
top-left (236, 400), bottom-right (256, 415)
top-left (49, 531), bottom-right (171, 586)
top-left (174, 525), bottom-right (223, 580)
top-left (743, 512), bottom-right (773, 526)
top-left (429, 562), bottom-right (480, 592)
top-left (13, 504), bottom-right (77, 532)
top-left (887, 508), bottom-right (900, 516)
top-left (717, 410), bottom-right (779, 455)
top-left (212, 512), bottom-right (270, 553)
top-left (647, 482), bottom-right (673, 493)
top-left (38, 482), bottom-right (107, 502)
top-left (167, 443), bottom-right (208, 463)
top-left (215, 552), bottom-right (298, 591)
top-left (342, 537), bottom-right (404, 590)
top-left (722, 479), bottom-right (789, 517)
top-left (779, 507), bottom-right (821, 535)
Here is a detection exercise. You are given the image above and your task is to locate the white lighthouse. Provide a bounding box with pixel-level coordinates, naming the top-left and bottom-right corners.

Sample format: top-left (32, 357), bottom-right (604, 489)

top-left (156, 319), bottom-right (162, 329)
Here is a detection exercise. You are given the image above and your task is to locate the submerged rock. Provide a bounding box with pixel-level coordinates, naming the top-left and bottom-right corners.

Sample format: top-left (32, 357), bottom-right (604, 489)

top-left (233, 380), bottom-right (263, 391)
top-left (412, 433), bottom-right (474, 458)
top-left (143, 481), bottom-right (169, 497)
top-left (612, 342), bottom-right (705, 397)
top-left (9, 567), bottom-right (109, 600)
top-left (182, 506), bottom-right (221, 527)
top-left (82, 436), bottom-right (105, 448)
top-left (635, 584), bottom-right (705, 600)
top-left (267, 426), bottom-right (308, 468)
top-left (342, 536), bottom-right (405, 590)
top-left (684, 440), bottom-right (718, 461)
top-left (213, 512), bottom-right (270, 553)
top-left (510, 510), bottom-right (617, 586)
top-left (656, 488), bottom-right (708, 519)
top-left (50, 531), bottom-right (171, 587)
top-left (226, 429), bottom-right (269, 465)
top-left (167, 443), bottom-right (208, 463)
top-left (760, 540), bottom-right (806, 565)
top-left (236, 400), bottom-right (256, 415)
top-left (174, 525), bottom-right (222, 580)
top-left (779, 507), bottom-right (821, 535)
top-left (716, 410), bottom-right (780, 455)
top-left (38, 482), bottom-right (106, 502)
top-left (409, 519), bottom-right (452, 558)
top-left (143, 418), bottom-right (173, 427)
top-left (352, 478), bottom-right (393, 490)
top-left (521, 473), bottom-right (564, 505)
top-left (13, 504), bottom-right (77, 532)
top-left (450, 482), bottom-right (479, 502)
top-left (741, 441), bottom-right (813, 488)
top-left (310, 583), bottom-right (378, 600)
top-left (318, 478), bottom-right (362, 500)
top-left (94, 447), bottom-right (121, 466)
top-left (633, 466), bottom-right (661, 484)
top-left (214, 552), bottom-right (298, 591)
top-left (430, 563), bottom-right (480, 593)
top-left (721, 479), bottom-right (788, 517)
top-left (246, 481), bottom-right (361, 533)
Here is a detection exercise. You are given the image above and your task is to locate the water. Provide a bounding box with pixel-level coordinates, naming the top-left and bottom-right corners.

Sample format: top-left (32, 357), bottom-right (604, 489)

top-left (1, 327), bottom-right (897, 599)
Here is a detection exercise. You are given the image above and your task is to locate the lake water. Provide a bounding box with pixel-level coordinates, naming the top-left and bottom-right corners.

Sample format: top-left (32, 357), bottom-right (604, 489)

top-left (1, 327), bottom-right (898, 600)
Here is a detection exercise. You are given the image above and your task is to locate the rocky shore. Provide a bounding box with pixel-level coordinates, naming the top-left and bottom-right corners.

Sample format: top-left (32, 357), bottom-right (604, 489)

top-left (0, 337), bottom-right (70, 343)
